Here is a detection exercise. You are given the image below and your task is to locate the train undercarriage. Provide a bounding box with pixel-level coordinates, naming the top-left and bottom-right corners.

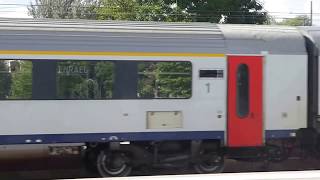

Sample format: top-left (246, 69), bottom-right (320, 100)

top-left (80, 135), bottom-right (320, 177)
top-left (82, 140), bottom-right (224, 177)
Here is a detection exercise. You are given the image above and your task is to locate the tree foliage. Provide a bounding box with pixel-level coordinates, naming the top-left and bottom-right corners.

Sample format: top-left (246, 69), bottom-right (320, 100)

top-left (277, 15), bottom-right (311, 26)
top-left (97, 0), bottom-right (190, 22)
top-left (57, 61), bottom-right (114, 99)
top-left (138, 62), bottom-right (191, 98)
top-left (162, 0), bottom-right (267, 24)
top-left (0, 62), bottom-right (11, 99)
top-left (28, 0), bottom-right (268, 24)
top-left (10, 61), bottom-right (32, 99)
top-left (28, 0), bottom-right (100, 19)
top-left (97, 0), bottom-right (267, 23)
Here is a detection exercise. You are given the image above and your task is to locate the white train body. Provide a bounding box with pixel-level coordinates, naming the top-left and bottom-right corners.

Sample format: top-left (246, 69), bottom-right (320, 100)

top-left (0, 57), bottom-right (227, 140)
top-left (0, 19), bottom-right (318, 176)
top-left (0, 54), bottom-right (308, 142)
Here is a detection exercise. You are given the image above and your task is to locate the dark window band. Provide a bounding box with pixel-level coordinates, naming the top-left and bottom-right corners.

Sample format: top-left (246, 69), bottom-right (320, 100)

top-left (0, 59), bottom-right (192, 100)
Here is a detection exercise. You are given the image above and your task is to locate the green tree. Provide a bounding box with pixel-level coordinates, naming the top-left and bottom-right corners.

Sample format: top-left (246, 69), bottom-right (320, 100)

top-left (29, 0), bottom-right (268, 23)
top-left (138, 62), bottom-right (191, 98)
top-left (97, 0), bottom-right (136, 20)
top-left (97, 0), bottom-right (267, 24)
top-left (95, 62), bottom-right (114, 98)
top-left (97, 0), bottom-right (190, 22)
top-left (10, 61), bottom-right (32, 99)
top-left (57, 61), bottom-right (114, 99)
top-left (157, 62), bottom-right (191, 98)
top-left (28, 0), bottom-right (100, 19)
top-left (162, 0), bottom-right (267, 24)
top-left (278, 15), bottom-right (311, 26)
top-left (0, 62), bottom-right (11, 99)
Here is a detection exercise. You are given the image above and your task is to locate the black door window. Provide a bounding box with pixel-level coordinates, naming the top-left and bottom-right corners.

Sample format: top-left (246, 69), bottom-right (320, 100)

top-left (236, 64), bottom-right (249, 118)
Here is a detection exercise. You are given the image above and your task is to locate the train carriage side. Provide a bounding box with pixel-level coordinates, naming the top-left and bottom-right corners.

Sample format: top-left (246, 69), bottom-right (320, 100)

top-left (0, 21), bottom-right (227, 141)
top-left (0, 19), bottom-right (315, 177)
top-left (219, 25), bottom-right (310, 147)
top-left (0, 20), bottom-right (229, 176)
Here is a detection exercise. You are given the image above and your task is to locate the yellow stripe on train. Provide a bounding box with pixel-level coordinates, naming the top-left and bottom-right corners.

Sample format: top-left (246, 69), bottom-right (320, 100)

top-left (0, 50), bottom-right (225, 57)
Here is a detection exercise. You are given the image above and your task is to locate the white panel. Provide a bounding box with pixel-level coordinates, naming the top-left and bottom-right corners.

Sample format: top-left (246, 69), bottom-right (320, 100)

top-left (0, 57), bottom-right (227, 135)
top-left (264, 55), bottom-right (308, 130)
top-left (189, 58), bottom-right (227, 131)
top-left (147, 111), bottom-right (183, 129)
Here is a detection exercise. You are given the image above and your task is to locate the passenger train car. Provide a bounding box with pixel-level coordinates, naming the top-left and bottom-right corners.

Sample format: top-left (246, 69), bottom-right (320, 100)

top-left (0, 18), bottom-right (319, 177)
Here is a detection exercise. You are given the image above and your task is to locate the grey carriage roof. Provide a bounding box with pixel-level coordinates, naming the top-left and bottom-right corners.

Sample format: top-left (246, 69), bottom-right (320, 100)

top-left (0, 18), bottom-right (307, 55)
top-left (218, 24), bottom-right (306, 55)
top-left (299, 26), bottom-right (320, 50)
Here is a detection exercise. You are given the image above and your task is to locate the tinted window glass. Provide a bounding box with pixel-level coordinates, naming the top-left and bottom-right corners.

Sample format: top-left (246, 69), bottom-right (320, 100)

top-left (0, 60), bottom-right (192, 100)
top-left (237, 64), bottom-right (249, 118)
top-left (113, 61), bottom-right (138, 99)
top-left (199, 70), bottom-right (223, 78)
top-left (56, 61), bottom-right (114, 99)
top-left (138, 62), bottom-right (192, 98)
top-left (0, 60), bottom-right (32, 100)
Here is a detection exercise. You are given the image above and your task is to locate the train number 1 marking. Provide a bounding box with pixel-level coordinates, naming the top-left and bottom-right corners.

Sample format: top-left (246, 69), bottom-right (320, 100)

top-left (205, 83), bottom-right (211, 93)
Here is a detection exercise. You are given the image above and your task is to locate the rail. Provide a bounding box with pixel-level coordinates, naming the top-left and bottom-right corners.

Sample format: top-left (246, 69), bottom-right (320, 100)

top-left (68, 170), bottom-right (320, 180)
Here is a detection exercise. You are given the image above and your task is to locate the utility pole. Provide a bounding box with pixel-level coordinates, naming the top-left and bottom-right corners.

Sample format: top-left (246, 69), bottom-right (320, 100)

top-left (310, 0), bottom-right (313, 26)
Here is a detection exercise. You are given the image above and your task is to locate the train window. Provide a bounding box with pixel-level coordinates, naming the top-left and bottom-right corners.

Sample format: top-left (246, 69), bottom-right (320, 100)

top-left (0, 60), bottom-right (32, 100)
top-left (236, 64), bottom-right (249, 118)
top-left (137, 61), bottom-right (192, 99)
top-left (199, 70), bottom-right (223, 78)
top-left (56, 61), bottom-right (114, 99)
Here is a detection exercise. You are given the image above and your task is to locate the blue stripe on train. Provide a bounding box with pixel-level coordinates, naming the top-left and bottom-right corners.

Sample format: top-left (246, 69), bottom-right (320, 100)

top-left (265, 129), bottom-right (297, 139)
top-left (0, 129), bottom-right (297, 145)
top-left (0, 131), bottom-right (224, 145)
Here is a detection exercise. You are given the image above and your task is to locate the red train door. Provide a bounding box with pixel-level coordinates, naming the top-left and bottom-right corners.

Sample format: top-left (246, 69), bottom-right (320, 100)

top-left (227, 56), bottom-right (263, 147)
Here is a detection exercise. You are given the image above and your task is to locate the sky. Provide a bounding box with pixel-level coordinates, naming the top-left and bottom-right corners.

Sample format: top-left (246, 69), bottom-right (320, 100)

top-left (263, 0), bottom-right (320, 24)
top-left (0, 0), bottom-right (319, 25)
top-left (0, 0), bottom-right (32, 18)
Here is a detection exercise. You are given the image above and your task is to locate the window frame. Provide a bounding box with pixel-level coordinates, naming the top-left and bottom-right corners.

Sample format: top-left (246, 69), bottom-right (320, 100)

top-left (0, 59), bottom-right (33, 100)
top-left (137, 60), bottom-right (193, 100)
top-left (0, 59), bottom-right (193, 100)
top-left (56, 60), bottom-right (115, 100)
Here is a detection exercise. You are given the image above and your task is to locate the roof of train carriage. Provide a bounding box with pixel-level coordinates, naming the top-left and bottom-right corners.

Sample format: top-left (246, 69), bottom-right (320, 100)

top-left (300, 26), bottom-right (320, 50)
top-left (0, 18), bottom-right (307, 55)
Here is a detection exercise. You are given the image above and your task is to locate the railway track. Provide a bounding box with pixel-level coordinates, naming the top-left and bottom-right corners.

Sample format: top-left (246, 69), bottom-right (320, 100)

top-left (1, 156), bottom-right (320, 180)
